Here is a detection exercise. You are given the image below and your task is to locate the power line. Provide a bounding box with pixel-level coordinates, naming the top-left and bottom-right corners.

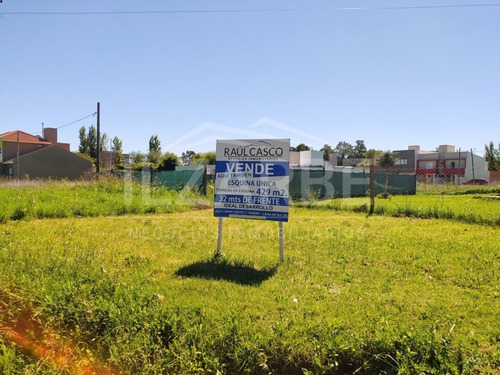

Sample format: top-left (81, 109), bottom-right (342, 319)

top-left (1, 9), bottom-right (301, 16)
top-left (339, 4), bottom-right (500, 11)
top-left (53, 112), bottom-right (96, 130)
top-left (2, 4), bottom-right (500, 15)
top-left (28, 113), bottom-right (96, 135)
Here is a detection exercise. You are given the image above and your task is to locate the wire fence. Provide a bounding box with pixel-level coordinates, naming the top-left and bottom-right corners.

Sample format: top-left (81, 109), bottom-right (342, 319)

top-left (288, 169), bottom-right (416, 200)
top-left (113, 165), bottom-right (499, 197)
top-left (115, 166), bottom-right (417, 201)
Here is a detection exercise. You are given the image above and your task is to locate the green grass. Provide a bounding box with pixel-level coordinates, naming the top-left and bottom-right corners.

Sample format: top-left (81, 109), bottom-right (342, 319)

top-left (2, 178), bottom-right (498, 226)
top-left (1, 208), bottom-right (499, 374)
top-left (416, 183), bottom-right (500, 196)
top-left (0, 177), bottom-right (211, 223)
top-left (302, 193), bottom-right (500, 226)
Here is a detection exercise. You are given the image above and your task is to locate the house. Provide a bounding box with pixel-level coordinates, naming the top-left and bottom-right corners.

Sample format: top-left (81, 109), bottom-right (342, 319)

top-left (0, 128), bottom-right (92, 180)
top-left (290, 150), bottom-right (324, 169)
top-left (393, 145), bottom-right (489, 184)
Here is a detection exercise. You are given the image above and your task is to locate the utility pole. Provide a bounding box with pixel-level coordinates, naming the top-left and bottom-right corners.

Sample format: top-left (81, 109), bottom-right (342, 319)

top-left (16, 130), bottom-right (20, 181)
top-left (369, 155), bottom-right (375, 214)
top-left (470, 148), bottom-right (475, 181)
top-left (96, 102), bottom-right (101, 175)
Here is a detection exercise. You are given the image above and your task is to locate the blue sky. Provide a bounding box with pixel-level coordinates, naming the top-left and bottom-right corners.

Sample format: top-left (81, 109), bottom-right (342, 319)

top-left (1, 0), bottom-right (499, 155)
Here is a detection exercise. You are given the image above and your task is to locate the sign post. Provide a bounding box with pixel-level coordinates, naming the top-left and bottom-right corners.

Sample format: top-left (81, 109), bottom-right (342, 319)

top-left (216, 217), bottom-right (224, 257)
top-left (279, 221), bottom-right (284, 262)
top-left (214, 139), bottom-right (290, 261)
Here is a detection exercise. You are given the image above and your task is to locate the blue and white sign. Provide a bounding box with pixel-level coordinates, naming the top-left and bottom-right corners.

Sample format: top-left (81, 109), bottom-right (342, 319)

top-left (214, 139), bottom-right (290, 222)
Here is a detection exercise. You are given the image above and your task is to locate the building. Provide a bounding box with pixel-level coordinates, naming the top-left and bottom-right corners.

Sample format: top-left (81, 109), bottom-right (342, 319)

top-left (290, 150), bottom-right (324, 169)
top-left (99, 150), bottom-right (117, 170)
top-left (393, 145), bottom-right (489, 184)
top-left (0, 128), bottom-right (92, 179)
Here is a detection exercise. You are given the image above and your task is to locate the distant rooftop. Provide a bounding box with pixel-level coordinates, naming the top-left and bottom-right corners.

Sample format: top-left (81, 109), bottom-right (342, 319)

top-left (0, 130), bottom-right (51, 145)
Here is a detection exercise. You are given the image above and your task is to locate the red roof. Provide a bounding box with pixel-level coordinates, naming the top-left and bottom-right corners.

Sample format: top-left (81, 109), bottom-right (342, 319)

top-left (0, 130), bottom-right (51, 145)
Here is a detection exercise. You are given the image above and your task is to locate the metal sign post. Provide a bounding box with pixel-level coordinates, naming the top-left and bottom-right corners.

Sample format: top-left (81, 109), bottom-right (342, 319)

top-left (279, 221), bottom-right (284, 262)
top-left (216, 217), bottom-right (224, 257)
top-left (214, 139), bottom-right (290, 261)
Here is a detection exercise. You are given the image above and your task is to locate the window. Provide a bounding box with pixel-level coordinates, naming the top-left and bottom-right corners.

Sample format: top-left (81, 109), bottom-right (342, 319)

top-left (395, 158), bottom-right (408, 166)
top-left (419, 161), bottom-right (436, 169)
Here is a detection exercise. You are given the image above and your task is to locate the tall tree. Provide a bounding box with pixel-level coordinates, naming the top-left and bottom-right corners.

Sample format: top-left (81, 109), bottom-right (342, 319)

top-left (484, 141), bottom-right (499, 171)
top-left (333, 141), bottom-right (353, 166)
top-left (290, 143), bottom-right (310, 152)
top-left (112, 136), bottom-right (124, 168)
top-left (320, 144), bottom-right (334, 161)
top-left (147, 150), bottom-right (162, 165)
top-left (353, 140), bottom-right (367, 159)
top-left (78, 125), bottom-right (106, 159)
top-left (149, 135), bottom-right (162, 154)
top-left (78, 126), bottom-right (89, 155)
top-left (147, 135), bottom-right (162, 164)
top-left (87, 125), bottom-right (98, 159)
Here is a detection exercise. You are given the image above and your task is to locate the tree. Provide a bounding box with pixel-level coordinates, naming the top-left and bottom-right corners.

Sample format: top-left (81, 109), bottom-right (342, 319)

top-left (130, 151), bottom-right (146, 166)
top-left (191, 151), bottom-right (216, 165)
top-left (147, 150), bottom-right (162, 166)
top-left (353, 140), bottom-right (367, 159)
top-left (333, 141), bottom-right (354, 166)
top-left (377, 151), bottom-right (396, 197)
top-left (290, 143), bottom-right (310, 152)
top-left (320, 144), bottom-right (334, 161)
top-left (111, 136), bottom-right (124, 168)
top-left (377, 150), bottom-right (396, 169)
top-left (366, 149), bottom-right (382, 160)
top-left (78, 126), bottom-right (89, 155)
top-left (147, 135), bottom-right (162, 165)
top-left (484, 141), bottom-right (499, 171)
top-left (181, 150), bottom-right (196, 166)
top-left (87, 125), bottom-right (98, 159)
top-left (149, 135), bottom-right (162, 154)
top-left (158, 152), bottom-right (182, 171)
top-left (78, 125), bottom-right (106, 160)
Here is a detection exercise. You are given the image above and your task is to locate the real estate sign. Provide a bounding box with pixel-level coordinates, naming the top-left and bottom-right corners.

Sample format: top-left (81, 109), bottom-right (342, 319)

top-left (214, 139), bottom-right (290, 222)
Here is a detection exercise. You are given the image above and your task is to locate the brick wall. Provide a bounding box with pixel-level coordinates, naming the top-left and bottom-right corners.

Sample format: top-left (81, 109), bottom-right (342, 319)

top-left (489, 171), bottom-right (500, 185)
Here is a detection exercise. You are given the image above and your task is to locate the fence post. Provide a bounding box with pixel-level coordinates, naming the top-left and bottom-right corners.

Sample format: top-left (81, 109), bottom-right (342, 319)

top-left (203, 164), bottom-right (208, 196)
top-left (370, 156), bottom-right (375, 214)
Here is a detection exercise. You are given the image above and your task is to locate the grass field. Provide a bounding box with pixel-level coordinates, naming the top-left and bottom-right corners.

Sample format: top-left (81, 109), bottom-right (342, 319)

top-left (0, 178), bottom-right (211, 223)
top-left (304, 193), bottom-right (500, 226)
top-left (0, 180), bottom-right (499, 374)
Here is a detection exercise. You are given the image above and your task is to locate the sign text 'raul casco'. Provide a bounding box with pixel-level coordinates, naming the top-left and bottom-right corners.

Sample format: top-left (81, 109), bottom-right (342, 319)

top-left (214, 139), bottom-right (290, 222)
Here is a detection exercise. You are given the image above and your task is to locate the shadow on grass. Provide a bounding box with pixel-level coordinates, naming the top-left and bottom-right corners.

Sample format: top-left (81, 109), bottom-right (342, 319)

top-left (175, 257), bottom-right (278, 286)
